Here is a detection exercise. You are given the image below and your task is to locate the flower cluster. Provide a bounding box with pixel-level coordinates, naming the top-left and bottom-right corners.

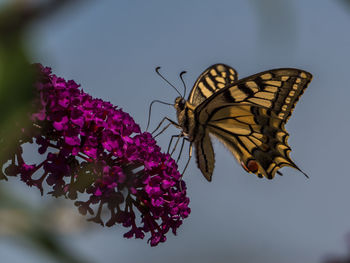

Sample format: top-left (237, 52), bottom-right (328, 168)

top-left (1, 64), bottom-right (190, 246)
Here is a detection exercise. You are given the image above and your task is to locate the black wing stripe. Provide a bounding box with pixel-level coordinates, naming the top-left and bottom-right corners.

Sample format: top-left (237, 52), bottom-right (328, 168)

top-left (188, 64), bottom-right (238, 106)
top-left (197, 83), bottom-right (209, 99)
top-left (237, 84), bottom-right (255, 97)
top-left (246, 136), bottom-right (260, 148)
top-left (208, 124), bottom-right (252, 155)
top-left (204, 73), bottom-right (217, 92)
top-left (200, 139), bottom-right (209, 172)
top-left (210, 116), bottom-right (258, 126)
top-left (195, 132), bottom-right (215, 181)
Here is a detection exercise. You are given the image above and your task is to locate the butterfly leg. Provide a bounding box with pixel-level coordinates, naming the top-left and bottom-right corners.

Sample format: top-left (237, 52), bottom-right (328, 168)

top-left (181, 140), bottom-right (192, 176)
top-left (179, 140), bottom-right (192, 191)
top-left (170, 133), bottom-right (185, 156)
top-left (167, 133), bottom-right (183, 154)
top-left (176, 137), bottom-right (186, 163)
top-left (154, 122), bottom-right (172, 138)
top-left (151, 117), bottom-right (180, 137)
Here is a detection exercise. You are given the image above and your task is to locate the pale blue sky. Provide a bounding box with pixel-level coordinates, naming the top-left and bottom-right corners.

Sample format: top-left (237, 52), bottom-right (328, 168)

top-left (2, 0), bottom-right (350, 262)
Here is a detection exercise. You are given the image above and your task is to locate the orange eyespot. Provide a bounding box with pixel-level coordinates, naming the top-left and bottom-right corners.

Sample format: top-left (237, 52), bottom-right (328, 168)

top-left (241, 159), bottom-right (259, 173)
top-left (247, 160), bottom-right (259, 173)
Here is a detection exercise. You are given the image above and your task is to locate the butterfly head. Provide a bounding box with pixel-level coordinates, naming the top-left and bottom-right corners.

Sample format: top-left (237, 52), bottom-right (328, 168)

top-left (174, 97), bottom-right (187, 125)
top-left (174, 97), bottom-right (186, 111)
top-left (174, 96), bottom-right (195, 135)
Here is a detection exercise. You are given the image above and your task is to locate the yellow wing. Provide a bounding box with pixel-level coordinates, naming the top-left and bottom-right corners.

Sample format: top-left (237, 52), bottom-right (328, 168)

top-left (188, 63), bottom-right (238, 107)
top-left (195, 68), bottom-right (312, 180)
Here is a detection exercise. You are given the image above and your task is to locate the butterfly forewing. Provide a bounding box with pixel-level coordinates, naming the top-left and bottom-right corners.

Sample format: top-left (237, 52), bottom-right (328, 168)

top-left (188, 63), bottom-right (238, 106)
top-left (193, 68), bottom-right (312, 180)
top-left (196, 68), bottom-right (312, 123)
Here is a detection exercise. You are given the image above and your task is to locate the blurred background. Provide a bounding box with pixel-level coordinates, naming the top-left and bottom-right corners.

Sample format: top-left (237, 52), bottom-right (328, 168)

top-left (1, 0), bottom-right (350, 262)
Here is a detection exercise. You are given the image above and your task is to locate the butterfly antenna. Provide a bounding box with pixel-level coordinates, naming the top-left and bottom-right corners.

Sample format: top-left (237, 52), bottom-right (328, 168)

top-left (146, 99), bottom-right (174, 131)
top-left (155, 66), bottom-right (183, 97)
top-left (179, 71), bottom-right (187, 98)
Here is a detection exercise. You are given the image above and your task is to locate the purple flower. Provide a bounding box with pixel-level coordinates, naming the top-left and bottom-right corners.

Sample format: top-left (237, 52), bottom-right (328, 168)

top-left (1, 64), bottom-right (191, 246)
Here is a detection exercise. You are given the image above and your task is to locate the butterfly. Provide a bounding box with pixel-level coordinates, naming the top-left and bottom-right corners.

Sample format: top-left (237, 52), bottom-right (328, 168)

top-left (155, 64), bottom-right (312, 181)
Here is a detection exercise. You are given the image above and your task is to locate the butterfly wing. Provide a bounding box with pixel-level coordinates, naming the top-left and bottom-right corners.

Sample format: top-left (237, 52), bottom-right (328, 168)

top-left (188, 64), bottom-right (238, 107)
top-left (194, 131), bottom-right (215, 181)
top-left (188, 63), bottom-right (237, 180)
top-left (194, 68), bottom-right (312, 180)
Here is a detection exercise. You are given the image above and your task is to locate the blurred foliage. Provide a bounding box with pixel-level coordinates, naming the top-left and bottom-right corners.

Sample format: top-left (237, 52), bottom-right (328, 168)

top-left (0, 1), bottom-right (88, 262)
top-left (0, 2), bottom-right (37, 168)
top-left (0, 0), bottom-right (79, 165)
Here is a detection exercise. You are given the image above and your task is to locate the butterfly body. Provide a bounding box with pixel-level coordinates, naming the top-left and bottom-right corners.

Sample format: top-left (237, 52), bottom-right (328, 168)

top-left (172, 64), bottom-right (312, 181)
top-left (174, 98), bottom-right (195, 140)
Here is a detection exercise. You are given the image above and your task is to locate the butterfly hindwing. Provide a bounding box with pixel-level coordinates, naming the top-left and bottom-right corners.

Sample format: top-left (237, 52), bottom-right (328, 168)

top-left (193, 68), bottom-right (312, 179)
top-left (188, 63), bottom-right (238, 107)
top-left (206, 104), bottom-right (302, 179)
top-left (195, 132), bottom-right (215, 181)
